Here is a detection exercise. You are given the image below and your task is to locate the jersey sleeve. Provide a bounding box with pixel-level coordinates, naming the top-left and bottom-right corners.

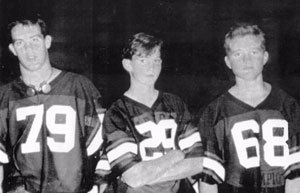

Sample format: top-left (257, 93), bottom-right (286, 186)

top-left (282, 96), bottom-right (300, 179)
top-left (103, 105), bottom-right (141, 177)
top-left (94, 150), bottom-right (114, 185)
top-left (176, 99), bottom-right (203, 159)
top-left (0, 88), bottom-right (10, 165)
top-left (76, 76), bottom-right (105, 156)
top-left (197, 104), bottom-right (225, 184)
top-left (74, 76), bottom-right (107, 187)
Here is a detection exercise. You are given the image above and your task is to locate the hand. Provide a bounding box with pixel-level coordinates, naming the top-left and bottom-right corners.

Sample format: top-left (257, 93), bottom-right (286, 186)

top-left (165, 149), bottom-right (185, 163)
top-left (88, 185), bottom-right (99, 193)
top-left (7, 186), bottom-right (31, 193)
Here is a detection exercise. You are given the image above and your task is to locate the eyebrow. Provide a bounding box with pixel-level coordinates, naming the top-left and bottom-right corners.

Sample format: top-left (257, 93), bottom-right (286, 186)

top-left (12, 33), bottom-right (43, 43)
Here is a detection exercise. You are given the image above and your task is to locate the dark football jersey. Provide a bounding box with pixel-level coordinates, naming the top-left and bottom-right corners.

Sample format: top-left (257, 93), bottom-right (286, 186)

top-left (198, 87), bottom-right (300, 193)
top-left (0, 71), bottom-right (105, 193)
top-left (103, 92), bottom-right (203, 193)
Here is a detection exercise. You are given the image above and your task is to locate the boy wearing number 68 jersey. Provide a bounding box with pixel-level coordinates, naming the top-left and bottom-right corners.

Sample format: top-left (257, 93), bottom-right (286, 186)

top-left (101, 32), bottom-right (204, 193)
top-left (197, 23), bottom-right (300, 193)
top-left (0, 13), bottom-right (105, 193)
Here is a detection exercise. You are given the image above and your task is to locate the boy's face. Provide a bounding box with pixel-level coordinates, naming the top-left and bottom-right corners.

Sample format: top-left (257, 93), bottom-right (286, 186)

top-left (9, 23), bottom-right (52, 72)
top-left (127, 47), bottom-right (162, 86)
top-left (225, 35), bottom-right (268, 81)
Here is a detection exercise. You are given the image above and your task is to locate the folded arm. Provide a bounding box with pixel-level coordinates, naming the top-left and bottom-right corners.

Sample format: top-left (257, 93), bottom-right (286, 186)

top-left (122, 150), bottom-right (203, 188)
top-left (199, 181), bottom-right (218, 193)
top-left (285, 178), bottom-right (300, 193)
top-left (149, 157), bottom-right (203, 185)
top-left (121, 150), bottom-right (185, 188)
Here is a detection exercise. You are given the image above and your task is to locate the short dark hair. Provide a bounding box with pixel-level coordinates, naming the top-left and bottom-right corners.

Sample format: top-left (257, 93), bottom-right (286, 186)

top-left (122, 32), bottom-right (163, 59)
top-left (224, 23), bottom-right (266, 54)
top-left (8, 13), bottom-right (48, 43)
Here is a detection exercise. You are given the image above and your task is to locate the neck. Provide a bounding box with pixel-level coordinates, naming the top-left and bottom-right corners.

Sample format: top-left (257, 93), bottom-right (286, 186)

top-left (229, 76), bottom-right (271, 107)
top-left (21, 64), bottom-right (53, 89)
top-left (236, 74), bottom-right (265, 90)
top-left (125, 80), bottom-right (158, 107)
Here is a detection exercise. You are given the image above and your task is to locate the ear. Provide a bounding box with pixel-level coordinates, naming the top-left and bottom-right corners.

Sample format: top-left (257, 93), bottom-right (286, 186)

top-left (45, 35), bottom-right (52, 49)
top-left (224, 56), bottom-right (232, 69)
top-left (122, 59), bottom-right (132, 72)
top-left (263, 51), bottom-right (269, 66)
top-left (8, 43), bottom-right (17, 56)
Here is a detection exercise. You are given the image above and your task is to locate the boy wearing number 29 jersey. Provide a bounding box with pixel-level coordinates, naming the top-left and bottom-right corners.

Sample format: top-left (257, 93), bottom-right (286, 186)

top-left (197, 23), bottom-right (300, 193)
top-left (104, 92), bottom-right (202, 193)
top-left (101, 33), bottom-right (203, 193)
top-left (0, 71), bottom-right (104, 193)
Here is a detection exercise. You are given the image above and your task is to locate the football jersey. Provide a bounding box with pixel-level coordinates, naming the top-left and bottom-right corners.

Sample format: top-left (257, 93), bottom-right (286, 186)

top-left (103, 92), bottom-right (203, 193)
top-left (198, 87), bottom-right (300, 193)
top-left (0, 71), bottom-right (105, 193)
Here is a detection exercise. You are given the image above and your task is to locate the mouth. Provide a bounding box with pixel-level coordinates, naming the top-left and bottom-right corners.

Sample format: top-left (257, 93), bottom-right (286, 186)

top-left (242, 66), bottom-right (254, 71)
top-left (27, 55), bottom-right (37, 61)
top-left (146, 74), bottom-right (156, 78)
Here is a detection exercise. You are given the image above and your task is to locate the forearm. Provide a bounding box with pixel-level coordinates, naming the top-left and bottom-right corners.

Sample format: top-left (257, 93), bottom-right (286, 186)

top-left (0, 165), bottom-right (2, 193)
top-left (199, 181), bottom-right (218, 193)
top-left (285, 178), bottom-right (300, 193)
top-left (149, 157), bottom-right (203, 184)
top-left (122, 150), bottom-right (185, 188)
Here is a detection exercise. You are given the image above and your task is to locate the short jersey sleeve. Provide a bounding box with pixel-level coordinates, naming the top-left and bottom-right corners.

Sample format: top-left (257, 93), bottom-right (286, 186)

top-left (197, 104), bottom-right (225, 184)
top-left (0, 107), bottom-right (9, 164)
top-left (282, 95), bottom-right (300, 179)
top-left (103, 105), bottom-right (141, 176)
top-left (0, 85), bottom-right (11, 165)
top-left (176, 98), bottom-right (203, 159)
top-left (75, 75), bottom-right (105, 157)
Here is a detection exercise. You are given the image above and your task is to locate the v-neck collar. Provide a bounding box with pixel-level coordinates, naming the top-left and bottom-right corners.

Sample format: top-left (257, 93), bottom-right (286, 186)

top-left (16, 70), bottom-right (66, 94)
top-left (122, 91), bottom-right (162, 110)
top-left (225, 87), bottom-right (273, 110)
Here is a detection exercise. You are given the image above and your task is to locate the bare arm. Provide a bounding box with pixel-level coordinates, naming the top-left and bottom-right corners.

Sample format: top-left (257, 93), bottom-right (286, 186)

top-left (148, 157), bottom-right (203, 184)
top-left (199, 181), bottom-right (218, 193)
top-left (122, 150), bottom-right (185, 188)
top-left (0, 165), bottom-right (2, 193)
top-left (285, 178), bottom-right (300, 193)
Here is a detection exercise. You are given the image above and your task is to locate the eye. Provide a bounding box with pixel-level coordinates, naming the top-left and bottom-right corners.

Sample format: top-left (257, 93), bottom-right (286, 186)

top-left (31, 36), bottom-right (41, 43)
top-left (154, 58), bottom-right (162, 64)
top-left (139, 58), bottom-right (146, 64)
top-left (14, 40), bottom-right (24, 47)
top-left (233, 52), bottom-right (242, 58)
top-left (251, 50), bottom-right (260, 55)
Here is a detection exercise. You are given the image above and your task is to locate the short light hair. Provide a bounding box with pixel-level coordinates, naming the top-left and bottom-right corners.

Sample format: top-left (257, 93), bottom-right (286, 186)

top-left (224, 23), bottom-right (266, 54)
top-left (122, 32), bottom-right (163, 59)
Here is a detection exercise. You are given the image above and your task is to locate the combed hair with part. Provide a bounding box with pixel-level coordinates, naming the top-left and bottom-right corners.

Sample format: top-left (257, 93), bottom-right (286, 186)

top-left (224, 23), bottom-right (266, 54)
top-left (122, 32), bottom-right (163, 59)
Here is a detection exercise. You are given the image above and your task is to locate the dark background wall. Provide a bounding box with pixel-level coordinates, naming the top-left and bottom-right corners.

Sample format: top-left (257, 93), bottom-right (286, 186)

top-left (1, 0), bottom-right (300, 112)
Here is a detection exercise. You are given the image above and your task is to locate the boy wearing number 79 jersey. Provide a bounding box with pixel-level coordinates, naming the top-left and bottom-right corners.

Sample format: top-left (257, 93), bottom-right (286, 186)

top-left (197, 23), bottom-right (300, 193)
top-left (101, 32), bottom-right (204, 193)
top-left (0, 13), bottom-right (105, 193)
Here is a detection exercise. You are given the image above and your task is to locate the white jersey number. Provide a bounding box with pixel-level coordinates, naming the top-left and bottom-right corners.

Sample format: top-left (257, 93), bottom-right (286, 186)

top-left (17, 105), bottom-right (76, 154)
top-left (231, 119), bottom-right (288, 169)
top-left (136, 119), bottom-right (177, 161)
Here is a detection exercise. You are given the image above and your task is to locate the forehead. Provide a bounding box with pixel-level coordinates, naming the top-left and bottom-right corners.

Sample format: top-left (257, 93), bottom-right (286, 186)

top-left (228, 35), bottom-right (262, 51)
top-left (11, 24), bottom-right (42, 40)
top-left (133, 46), bottom-right (161, 58)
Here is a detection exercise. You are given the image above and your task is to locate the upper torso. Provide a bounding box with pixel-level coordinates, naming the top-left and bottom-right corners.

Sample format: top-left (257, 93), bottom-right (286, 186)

top-left (103, 92), bottom-right (201, 193)
top-left (0, 71), bottom-right (103, 193)
top-left (199, 87), bottom-right (300, 193)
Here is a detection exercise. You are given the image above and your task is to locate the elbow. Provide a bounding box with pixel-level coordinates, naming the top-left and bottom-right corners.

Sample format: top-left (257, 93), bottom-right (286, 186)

top-left (122, 174), bottom-right (145, 188)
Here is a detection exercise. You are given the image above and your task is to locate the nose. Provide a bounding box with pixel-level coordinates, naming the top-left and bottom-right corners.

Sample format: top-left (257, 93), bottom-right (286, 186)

top-left (145, 59), bottom-right (155, 68)
top-left (24, 42), bottom-right (35, 52)
top-left (242, 53), bottom-right (252, 64)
